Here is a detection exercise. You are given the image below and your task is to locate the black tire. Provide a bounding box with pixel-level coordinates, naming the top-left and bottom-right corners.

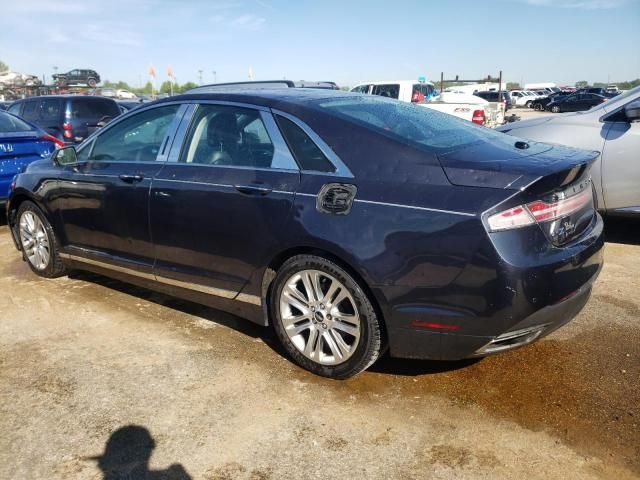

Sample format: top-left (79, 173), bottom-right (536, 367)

top-left (16, 201), bottom-right (67, 278)
top-left (270, 255), bottom-right (382, 379)
top-left (551, 105), bottom-right (561, 113)
top-left (87, 78), bottom-right (97, 87)
top-left (534, 103), bottom-right (543, 111)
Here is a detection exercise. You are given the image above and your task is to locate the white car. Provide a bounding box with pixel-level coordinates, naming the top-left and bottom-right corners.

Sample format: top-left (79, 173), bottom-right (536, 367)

top-left (509, 90), bottom-right (539, 108)
top-left (0, 71), bottom-right (41, 87)
top-left (351, 80), bottom-right (497, 126)
top-left (116, 89), bottom-right (138, 100)
top-left (497, 86), bottom-right (640, 216)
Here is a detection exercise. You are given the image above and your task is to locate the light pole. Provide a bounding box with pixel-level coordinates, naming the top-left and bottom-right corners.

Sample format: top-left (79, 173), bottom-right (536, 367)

top-left (198, 70), bottom-right (203, 85)
top-left (212, 70), bottom-right (217, 83)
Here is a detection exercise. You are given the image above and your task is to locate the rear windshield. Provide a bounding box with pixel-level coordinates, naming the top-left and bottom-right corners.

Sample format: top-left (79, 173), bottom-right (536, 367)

top-left (0, 111), bottom-right (35, 133)
top-left (314, 95), bottom-right (511, 152)
top-left (70, 98), bottom-right (120, 120)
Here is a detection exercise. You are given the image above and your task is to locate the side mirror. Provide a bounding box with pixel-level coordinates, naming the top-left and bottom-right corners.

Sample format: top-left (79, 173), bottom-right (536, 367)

top-left (53, 146), bottom-right (78, 165)
top-left (625, 101), bottom-right (640, 123)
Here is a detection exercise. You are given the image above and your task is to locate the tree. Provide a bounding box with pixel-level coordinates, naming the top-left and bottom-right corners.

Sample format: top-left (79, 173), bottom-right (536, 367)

top-left (0, 60), bottom-right (8, 73)
top-left (159, 80), bottom-right (174, 94)
top-left (575, 80), bottom-right (588, 88)
top-left (178, 81), bottom-right (198, 93)
top-left (506, 82), bottom-right (520, 90)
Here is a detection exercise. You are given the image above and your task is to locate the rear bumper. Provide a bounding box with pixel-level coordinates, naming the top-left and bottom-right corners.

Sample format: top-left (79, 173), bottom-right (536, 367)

top-left (380, 213), bottom-right (605, 361)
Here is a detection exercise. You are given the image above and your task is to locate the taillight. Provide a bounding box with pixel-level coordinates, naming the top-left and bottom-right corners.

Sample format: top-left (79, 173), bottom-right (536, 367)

top-left (63, 122), bottom-right (73, 139)
top-left (487, 188), bottom-right (592, 232)
top-left (472, 109), bottom-right (485, 125)
top-left (40, 134), bottom-right (64, 149)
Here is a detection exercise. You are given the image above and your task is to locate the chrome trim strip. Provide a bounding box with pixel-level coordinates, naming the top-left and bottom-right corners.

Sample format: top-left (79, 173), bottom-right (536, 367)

top-left (59, 252), bottom-right (261, 306)
top-left (612, 206), bottom-right (640, 214)
top-left (153, 178), bottom-right (296, 196)
top-left (353, 199), bottom-right (475, 217)
top-left (59, 252), bottom-right (156, 280)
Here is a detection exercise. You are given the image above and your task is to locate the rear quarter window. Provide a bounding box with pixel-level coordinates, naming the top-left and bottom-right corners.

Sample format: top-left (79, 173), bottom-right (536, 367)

top-left (276, 115), bottom-right (335, 173)
top-left (70, 99), bottom-right (120, 120)
top-left (371, 84), bottom-right (400, 99)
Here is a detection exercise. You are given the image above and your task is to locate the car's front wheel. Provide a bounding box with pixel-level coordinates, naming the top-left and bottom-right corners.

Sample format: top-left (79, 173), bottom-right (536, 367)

top-left (551, 105), bottom-right (561, 113)
top-left (17, 201), bottom-right (67, 278)
top-left (271, 255), bottom-right (382, 379)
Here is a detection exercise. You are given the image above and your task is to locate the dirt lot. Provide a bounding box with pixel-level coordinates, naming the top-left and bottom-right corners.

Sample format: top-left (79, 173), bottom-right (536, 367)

top-left (0, 214), bottom-right (638, 480)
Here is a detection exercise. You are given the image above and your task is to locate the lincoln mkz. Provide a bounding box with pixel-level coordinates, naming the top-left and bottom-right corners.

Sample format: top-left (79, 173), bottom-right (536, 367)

top-left (7, 89), bottom-right (604, 378)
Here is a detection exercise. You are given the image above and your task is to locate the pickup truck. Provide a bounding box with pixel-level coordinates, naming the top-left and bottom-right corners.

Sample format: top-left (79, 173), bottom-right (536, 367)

top-left (350, 80), bottom-right (502, 127)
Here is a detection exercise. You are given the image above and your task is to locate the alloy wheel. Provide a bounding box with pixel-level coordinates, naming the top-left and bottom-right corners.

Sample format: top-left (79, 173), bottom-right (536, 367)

top-left (19, 211), bottom-right (50, 271)
top-left (279, 269), bottom-right (361, 365)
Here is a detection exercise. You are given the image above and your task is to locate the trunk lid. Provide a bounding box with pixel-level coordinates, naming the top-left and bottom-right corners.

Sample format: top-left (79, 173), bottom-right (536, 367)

top-left (0, 133), bottom-right (54, 178)
top-left (438, 138), bottom-right (599, 191)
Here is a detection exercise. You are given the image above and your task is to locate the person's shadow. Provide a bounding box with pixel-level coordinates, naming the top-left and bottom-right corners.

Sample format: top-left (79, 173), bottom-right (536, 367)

top-left (87, 425), bottom-right (192, 480)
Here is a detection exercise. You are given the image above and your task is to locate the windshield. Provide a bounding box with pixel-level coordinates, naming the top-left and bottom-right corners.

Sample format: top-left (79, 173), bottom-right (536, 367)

top-left (0, 111), bottom-right (35, 133)
top-left (314, 95), bottom-right (515, 153)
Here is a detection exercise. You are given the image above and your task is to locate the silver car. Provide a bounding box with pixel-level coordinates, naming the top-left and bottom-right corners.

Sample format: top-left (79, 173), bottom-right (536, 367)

top-left (497, 86), bottom-right (640, 217)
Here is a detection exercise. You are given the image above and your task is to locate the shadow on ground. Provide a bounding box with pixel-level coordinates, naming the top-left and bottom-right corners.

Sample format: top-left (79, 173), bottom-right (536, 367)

top-left (604, 216), bottom-right (640, 245)
top-left (83, 425), bottom-right (192, 480)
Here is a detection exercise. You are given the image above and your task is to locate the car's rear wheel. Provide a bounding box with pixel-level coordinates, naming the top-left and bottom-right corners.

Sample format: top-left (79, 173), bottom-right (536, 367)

top-left (551, 105), bottom-right (561, 113)
top-left (87, 78), bottom-right (97, 87)
top-left (526, 100), bottom-right (533, 108)
top-left (534, 103), bottom-right (544, 111)
top-left (17, 201), bottom-right (67, 278)
top-left (271, 255), bottom-right (382, 379)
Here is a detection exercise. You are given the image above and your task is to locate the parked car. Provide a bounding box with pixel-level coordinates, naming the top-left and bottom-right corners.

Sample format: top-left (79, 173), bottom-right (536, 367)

top-left (93, 88), bottom-right (117, 98)
top-left (579, 87), bottom-right (619, 98)
top-left (0, 111), bottom-right (62, 203)
top-left (498, 86), bottom-right (640, 217)
top-left (7, 95), bottom-right (121, 145)
top-left (6, 89), bottom-right (604, 378)
top-left (473, 90), bottom-right (513, 111)
top-left (0, 71), bottom-right (41, 87)
top-left (509, 90), bottom-right (537, 107)
top-left (546, 92), bottom-right (607, 113)
top-left (53, 69), bottom-right (101, 88)
top-left (116, 89), bottom-right (138, 100)
top-left (0, 101), bottom-right (11, 111)
top-left (529, 91), bottom-right (570, 111)
top-left (351, 80), bottom-right (502, 126)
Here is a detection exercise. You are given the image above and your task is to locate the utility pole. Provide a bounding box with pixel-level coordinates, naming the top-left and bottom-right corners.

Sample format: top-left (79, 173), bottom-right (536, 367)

top-left (198, 70), bottom-right (203, 85)
top-left (212, 70), bottom-right (217, 83)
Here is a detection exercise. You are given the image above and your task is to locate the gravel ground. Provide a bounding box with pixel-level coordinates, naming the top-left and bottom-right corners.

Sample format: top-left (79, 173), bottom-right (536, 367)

top-left (0, 215), bottom-right (638, 480)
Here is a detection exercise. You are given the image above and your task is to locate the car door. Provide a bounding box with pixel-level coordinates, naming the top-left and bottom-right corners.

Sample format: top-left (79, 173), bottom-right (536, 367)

top-left (600, 101), bottom-right (640, 213)
top-left (56, 103), bottom-right (185, 271)
top-left (150, 102), bottom-right (300, 297)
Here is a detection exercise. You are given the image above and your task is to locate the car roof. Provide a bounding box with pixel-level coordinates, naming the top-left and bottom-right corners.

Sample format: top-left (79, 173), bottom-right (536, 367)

top-left (12, 95), bottom-right (116, 101)
top-left (154, 88), bottom-right (351, 109)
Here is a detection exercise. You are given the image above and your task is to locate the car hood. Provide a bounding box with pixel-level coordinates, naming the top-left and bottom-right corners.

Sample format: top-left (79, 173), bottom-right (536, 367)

top-left (437, 139), bottom-right (599, 190)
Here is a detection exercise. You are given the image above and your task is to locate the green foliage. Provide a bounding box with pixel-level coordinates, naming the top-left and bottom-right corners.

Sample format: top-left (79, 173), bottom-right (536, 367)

top-left (575, 80), bottom-right (588, 88)
top-left (506, 82), bottom-right (520, 90)
top-left (178, 81), bottom-right (198, 93)
top-left (0, 60), bottom-right (8, 73)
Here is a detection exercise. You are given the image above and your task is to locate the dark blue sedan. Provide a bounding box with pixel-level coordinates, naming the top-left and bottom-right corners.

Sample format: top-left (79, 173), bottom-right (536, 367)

top-left (6, 90), bottom-right (604, 378)
top-left (0, 111), bottom-right (62, 204)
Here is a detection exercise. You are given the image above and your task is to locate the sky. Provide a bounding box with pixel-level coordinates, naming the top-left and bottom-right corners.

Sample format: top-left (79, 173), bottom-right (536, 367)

top-left (1, 0), bottom-right (639, 88)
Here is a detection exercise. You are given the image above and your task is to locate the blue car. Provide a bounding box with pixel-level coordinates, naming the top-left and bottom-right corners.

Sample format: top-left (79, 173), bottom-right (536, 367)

top-left (0, 111), bottom-right (62, 203)
top-left (6, 90), bottom-right (604, 378)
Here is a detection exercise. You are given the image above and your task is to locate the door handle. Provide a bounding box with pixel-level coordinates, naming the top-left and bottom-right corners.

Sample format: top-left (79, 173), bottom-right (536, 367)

top-left (234, 184), bottom-right (272, 196)
top-left (119, 174), bottom-right (144, 183)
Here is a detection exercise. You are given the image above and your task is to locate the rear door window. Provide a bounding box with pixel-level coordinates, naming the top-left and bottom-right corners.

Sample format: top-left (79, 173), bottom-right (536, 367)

top-left (351, 85), bottom-right (371, 94)
top-left (21, 101), bottom-right (38, 121)
top-left (181, 104), bottom-right (284, 169)
top-left (371, 84), bottom-right (400, 99)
